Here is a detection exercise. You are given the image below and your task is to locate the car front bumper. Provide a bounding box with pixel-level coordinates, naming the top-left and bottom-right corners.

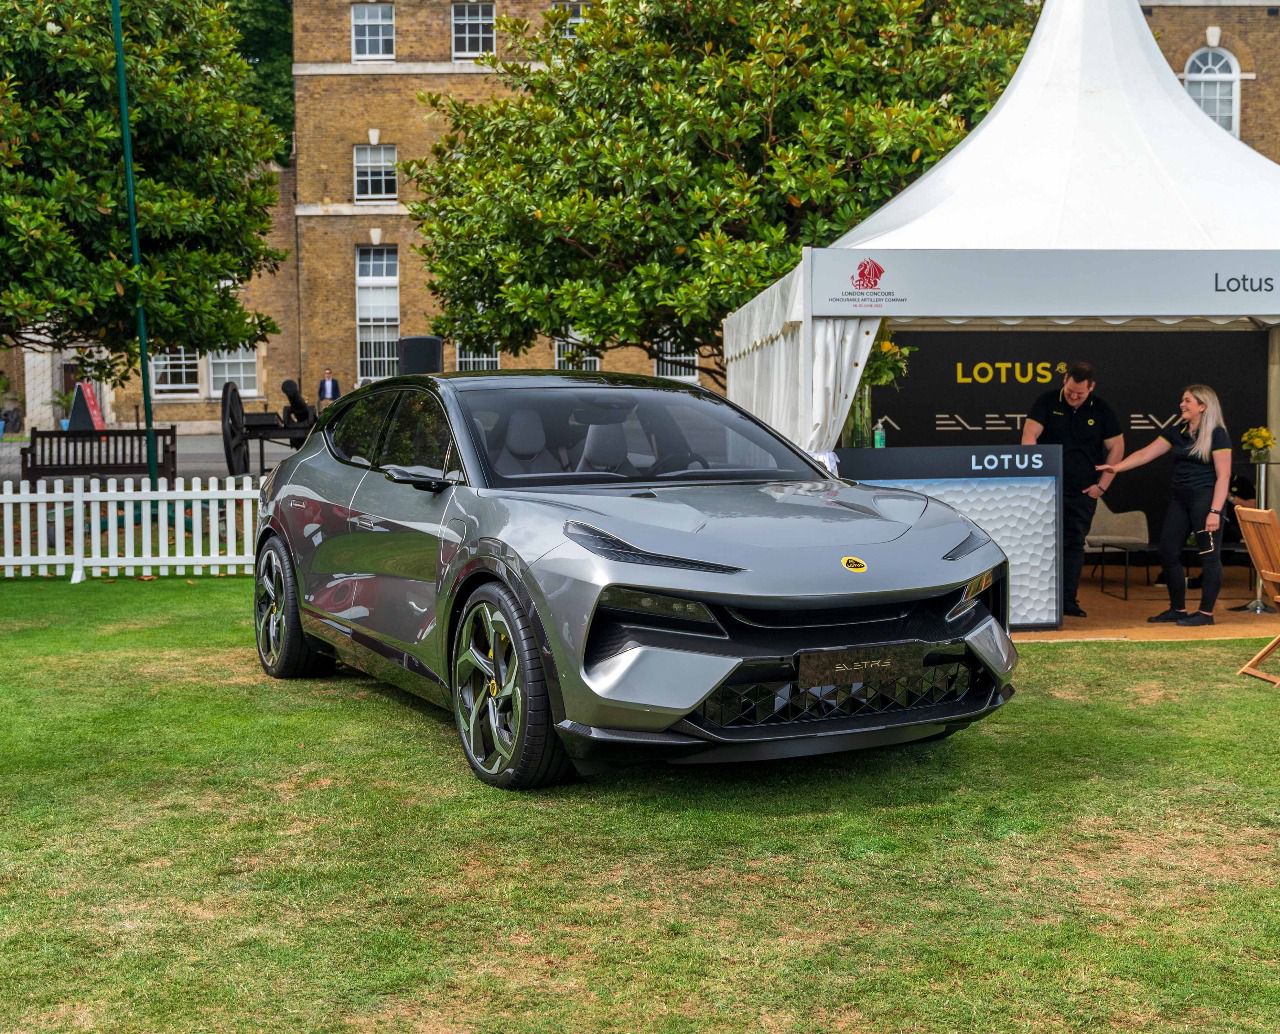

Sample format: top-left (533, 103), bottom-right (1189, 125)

top-left (551, 613), bottom-right (1017, 771)
top-left (557, 680), bottom-right (1014, 771)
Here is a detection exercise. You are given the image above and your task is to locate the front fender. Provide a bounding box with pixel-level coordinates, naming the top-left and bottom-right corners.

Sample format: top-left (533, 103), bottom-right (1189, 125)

top-left (441, 547), bottom-right (568, 726)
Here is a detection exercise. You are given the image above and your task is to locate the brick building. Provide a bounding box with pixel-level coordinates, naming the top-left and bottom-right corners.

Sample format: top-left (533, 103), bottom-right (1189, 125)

top-left (82, 1), bottom-right (1280, 437)
top-left (1145, 1), bottom-right (1280, 162)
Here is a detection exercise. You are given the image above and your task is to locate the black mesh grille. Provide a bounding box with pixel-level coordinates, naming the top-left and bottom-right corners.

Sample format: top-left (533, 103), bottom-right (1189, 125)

top-left (697, 661), bottom-right (973, 729)
top-left (726, 600), bottom-right (909, 628)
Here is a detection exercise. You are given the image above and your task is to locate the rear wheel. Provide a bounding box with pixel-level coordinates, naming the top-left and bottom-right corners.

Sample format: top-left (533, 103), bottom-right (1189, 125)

top-left (452, 582), bottom-right (572, 789)
top-left (254, 537), bottom-right (332, 678)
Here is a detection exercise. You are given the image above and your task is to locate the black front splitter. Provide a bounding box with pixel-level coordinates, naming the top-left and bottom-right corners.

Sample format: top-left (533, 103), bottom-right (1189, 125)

top-left (555, 684), bottom-right (1013, 773)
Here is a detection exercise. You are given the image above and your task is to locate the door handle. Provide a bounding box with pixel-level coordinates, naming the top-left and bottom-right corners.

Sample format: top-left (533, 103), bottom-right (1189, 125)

top-left (288, 499), bottom-right (306, 509)
top-left (348, 515), bottom-right (378, 530)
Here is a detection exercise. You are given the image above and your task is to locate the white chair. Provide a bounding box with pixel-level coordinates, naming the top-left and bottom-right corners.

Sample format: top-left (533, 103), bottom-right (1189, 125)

top-left (1085, 500), bottom-right (1151, 599)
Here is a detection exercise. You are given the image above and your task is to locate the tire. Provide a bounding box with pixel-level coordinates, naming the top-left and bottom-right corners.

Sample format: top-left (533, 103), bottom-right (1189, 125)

top-left (254, 536), bottom-right (333, 679)
top-left (451, 582), bottom-right (573, 789)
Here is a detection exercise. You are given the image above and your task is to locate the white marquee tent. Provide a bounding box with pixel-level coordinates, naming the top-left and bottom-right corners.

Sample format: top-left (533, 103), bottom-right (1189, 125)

top-left (723, 0), bottom-right (1280, 452)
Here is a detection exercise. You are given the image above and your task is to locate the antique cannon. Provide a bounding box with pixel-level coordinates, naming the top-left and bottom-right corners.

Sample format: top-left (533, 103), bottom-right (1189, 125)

top-left (221, 380), bottom-right (316, 476)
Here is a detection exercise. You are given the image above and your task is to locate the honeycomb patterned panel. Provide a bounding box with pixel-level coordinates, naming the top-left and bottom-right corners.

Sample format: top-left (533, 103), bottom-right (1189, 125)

top-left (699, 663), bottom-right (971, 728)
top-left (865, 476), bottom-right (1059, 627)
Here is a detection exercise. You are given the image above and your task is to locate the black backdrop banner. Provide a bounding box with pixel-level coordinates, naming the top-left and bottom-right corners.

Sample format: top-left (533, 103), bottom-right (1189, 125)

top-left (875, 330), bottom-right (1268, 536)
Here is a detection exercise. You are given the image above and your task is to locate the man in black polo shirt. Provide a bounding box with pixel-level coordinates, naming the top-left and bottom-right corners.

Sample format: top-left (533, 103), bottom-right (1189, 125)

top-left (1021, 361), bottom-right (1124, 617)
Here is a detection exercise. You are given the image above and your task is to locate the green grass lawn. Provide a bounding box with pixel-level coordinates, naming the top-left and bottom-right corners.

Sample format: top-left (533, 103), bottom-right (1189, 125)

top-left (1, 580), bottom-right (1278, 1033)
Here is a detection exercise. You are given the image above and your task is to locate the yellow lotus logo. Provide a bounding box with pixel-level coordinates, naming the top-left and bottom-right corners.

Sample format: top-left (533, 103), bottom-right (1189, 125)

top-left (841, 556), bottom-right (867, 572)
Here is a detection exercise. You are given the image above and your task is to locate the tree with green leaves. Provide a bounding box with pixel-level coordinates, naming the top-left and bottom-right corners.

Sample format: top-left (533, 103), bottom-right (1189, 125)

top-left (228, 0), bottom-right (293, 162)
top-left (405, 0), bottom-right (1039, 386)
top-left (0, 0), bottom-right (284, 384)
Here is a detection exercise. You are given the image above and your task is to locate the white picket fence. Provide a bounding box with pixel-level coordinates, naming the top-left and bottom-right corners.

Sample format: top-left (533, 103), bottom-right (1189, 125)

top-left (1, 478), bottom-right (260, 583)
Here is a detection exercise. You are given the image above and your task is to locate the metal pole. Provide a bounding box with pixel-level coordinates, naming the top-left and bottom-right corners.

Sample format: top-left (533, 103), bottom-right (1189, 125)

top-left (111, 0), bottom-right (158, 489)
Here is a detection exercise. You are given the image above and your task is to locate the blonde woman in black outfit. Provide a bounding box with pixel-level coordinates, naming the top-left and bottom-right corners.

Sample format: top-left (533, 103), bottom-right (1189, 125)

top-left (1096, 385), bottom-right (1231, 626)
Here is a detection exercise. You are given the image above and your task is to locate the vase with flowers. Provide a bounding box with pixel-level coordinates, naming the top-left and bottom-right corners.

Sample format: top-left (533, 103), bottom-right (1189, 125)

top-left (842, 329), bottom-right (915, 448)
top-left (1242, 426), bottom-right (1276, 464)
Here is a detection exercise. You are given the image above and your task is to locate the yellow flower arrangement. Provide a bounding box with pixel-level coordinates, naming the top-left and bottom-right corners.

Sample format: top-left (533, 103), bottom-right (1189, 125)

top-left (1242, 426), bottom-right (1277, 452)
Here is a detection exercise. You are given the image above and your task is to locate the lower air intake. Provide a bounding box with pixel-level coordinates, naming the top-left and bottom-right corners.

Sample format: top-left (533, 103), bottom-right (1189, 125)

top-left (696, 661), bottom-right (972, 729)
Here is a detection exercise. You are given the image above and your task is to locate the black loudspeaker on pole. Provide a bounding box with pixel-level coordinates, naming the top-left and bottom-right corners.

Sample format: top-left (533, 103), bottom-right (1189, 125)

top-left (398, 336), bottom-right (444, 375)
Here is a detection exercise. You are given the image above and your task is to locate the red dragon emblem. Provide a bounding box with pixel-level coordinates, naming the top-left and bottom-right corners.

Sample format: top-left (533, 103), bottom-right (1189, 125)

top-left (853, 258), bottom-right (885, 290)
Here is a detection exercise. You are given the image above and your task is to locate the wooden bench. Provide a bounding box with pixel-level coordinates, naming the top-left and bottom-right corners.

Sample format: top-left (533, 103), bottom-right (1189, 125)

top-left (19, 427), bottom-right (178, 484)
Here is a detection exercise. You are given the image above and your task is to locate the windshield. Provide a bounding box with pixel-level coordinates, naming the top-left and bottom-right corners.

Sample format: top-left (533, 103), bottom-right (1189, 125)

top-left (455, 385), bottom-right (823, 488)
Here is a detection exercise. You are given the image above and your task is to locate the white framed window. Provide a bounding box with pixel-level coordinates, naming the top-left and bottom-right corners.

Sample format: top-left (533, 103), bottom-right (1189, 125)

top-left (152, 347), bottom-right (201, 396)
top-left (356, 246), bottom-right (400, 382)
top-left (554, 339), bottom-right (599, 371)
top-left (354, 144), bottom-right (397, 201)
top-left (457, 345), bottom-right (500, 371)
top-left (452, 3), bottom-right (495, 60)
top-left (151, 346), bottom-right (260, 398)
top-left (352, 4), bottom-right (395, 61)
top-left (1185, 47), bottom-right (1240, 137)
top-left (553, 2), bottom-right (588, 37)
top-left (655, 345), bottom-right (699, 383)
top-left (210, 346), bottom-right (259, 396)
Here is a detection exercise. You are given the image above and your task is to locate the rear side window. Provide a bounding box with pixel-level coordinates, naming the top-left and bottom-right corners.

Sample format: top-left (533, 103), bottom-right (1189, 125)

top-left (378, 391), bottom-right (454, 473)
top-left (328, 391), bottom-right (396, 465)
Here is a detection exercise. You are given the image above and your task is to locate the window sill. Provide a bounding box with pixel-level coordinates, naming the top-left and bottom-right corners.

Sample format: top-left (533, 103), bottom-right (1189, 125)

top-left (154, 394), bottom-right (260, 405)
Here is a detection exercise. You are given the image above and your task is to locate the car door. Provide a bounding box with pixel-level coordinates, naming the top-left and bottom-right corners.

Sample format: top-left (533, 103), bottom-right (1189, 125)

top-left (344, 388), bottom-right (462, 659)
top-left (278, 389), bottom-right (397, 613)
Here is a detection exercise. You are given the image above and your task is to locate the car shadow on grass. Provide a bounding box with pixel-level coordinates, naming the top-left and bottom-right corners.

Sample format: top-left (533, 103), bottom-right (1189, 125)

top-left (317, 653), bottom-right (1184, 832)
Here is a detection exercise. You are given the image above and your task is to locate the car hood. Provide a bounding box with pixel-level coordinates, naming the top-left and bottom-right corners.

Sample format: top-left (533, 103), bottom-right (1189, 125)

top-left (487, 480), bottom-right (964, 560)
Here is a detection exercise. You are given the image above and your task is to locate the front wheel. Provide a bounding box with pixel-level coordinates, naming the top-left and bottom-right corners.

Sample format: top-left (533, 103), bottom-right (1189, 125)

top-left (452, 582), bottom-right (572, 789)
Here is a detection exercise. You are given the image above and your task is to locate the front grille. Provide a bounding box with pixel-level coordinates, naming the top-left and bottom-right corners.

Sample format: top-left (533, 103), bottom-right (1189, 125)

top-left (697, 660), bottom-right (972, 729)
top-left (726, 600), bottom-right (909, 629)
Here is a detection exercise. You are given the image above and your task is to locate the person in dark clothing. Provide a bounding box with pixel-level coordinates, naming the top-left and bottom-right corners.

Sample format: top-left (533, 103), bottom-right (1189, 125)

top-left (1184, 472), bottom-right (1253, 590)
top-left (318, 368), bottom-right (342, 412)
top-left (1097, 384), bottom-right (1231, 627)
top-left (1022, 361), bottom-right (1124, 618)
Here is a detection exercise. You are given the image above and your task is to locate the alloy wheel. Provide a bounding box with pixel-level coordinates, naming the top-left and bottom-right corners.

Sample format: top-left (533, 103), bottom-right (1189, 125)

top-left (255, 547), bottom-right (286, 668)
top-left (453, 600), bottom-right (524, 775)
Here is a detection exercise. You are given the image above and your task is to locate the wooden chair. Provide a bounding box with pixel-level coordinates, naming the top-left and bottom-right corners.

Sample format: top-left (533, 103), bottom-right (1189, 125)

top-left (1235, 507), bottom-right (1280, 684)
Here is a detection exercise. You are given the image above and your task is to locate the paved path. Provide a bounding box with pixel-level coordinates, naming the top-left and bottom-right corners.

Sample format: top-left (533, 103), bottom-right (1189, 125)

top-left (176, 434), bottom-right (298, 481)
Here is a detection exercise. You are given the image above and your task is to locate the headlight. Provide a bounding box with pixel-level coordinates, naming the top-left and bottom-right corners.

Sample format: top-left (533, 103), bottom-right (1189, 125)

top-left (564, 522), bottom-right (742, 574)
top-left (598, 586), bottom-right (720, 629)
top-left (946, 567), bottom-right (996, 623)
top-left (943, 521), bottom-right (992, 561)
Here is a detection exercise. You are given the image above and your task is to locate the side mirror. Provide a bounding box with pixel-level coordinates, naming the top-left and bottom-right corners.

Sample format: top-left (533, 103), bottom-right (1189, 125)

top-left (383, 464), bottom-right (452, 493)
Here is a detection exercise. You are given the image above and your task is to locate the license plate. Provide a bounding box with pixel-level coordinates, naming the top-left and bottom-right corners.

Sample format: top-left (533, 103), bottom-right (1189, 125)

top-left (798, 648), bottom-right (897, 687)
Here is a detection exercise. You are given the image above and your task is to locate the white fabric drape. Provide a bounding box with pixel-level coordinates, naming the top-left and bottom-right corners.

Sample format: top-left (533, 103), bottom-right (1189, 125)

top-left (725, 254), bottom-right (879, 452)
top-left (811, 316), bottom-right (878, 452)
top-left (724, 313), bottom-right (807, 444)
top-left (724, 259), bottom-right (806, 442)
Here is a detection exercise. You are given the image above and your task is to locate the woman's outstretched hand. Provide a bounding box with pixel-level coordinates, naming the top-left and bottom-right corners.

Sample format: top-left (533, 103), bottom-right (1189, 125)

top-left (1095, 464), bottom-right (1117, 475)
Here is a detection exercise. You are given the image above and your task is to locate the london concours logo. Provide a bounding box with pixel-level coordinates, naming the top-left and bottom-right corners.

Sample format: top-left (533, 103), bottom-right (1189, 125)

top-left (827, 257), bottom-right (909, 310)
top-left (853, 258), bottom-right (885, 290)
